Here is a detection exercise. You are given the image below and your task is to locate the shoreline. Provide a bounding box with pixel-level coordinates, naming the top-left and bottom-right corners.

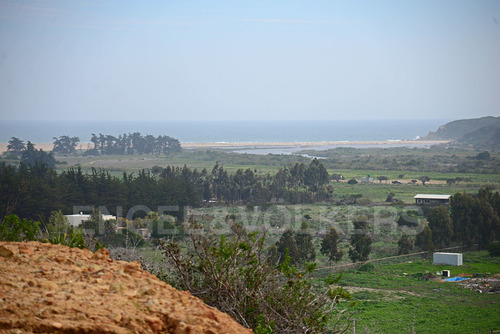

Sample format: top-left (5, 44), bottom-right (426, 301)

top-left (0, 140), bottom-right (449, 153)
top-left (181, 140), bottom-right (449, 148)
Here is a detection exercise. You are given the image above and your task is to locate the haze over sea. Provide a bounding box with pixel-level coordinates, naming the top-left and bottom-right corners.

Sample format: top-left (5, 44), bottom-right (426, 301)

top-left (0, 119), bottom-right (450, 144)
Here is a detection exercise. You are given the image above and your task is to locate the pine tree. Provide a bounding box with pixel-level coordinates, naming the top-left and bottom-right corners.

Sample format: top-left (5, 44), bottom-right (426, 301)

top-left (295, 221), bottom-right (316, 264)
top-left (450, 192), bottom-right (474, 246)
top-left (427, 206), bottom-right (453, 249)
top-left (397, 232), bottom-right (414, 255)
top-left (472, 197), bottom-right (500, 249)
top-left (348, 218), bottom-right (372, 263)
top-left (275, 229), bottom-right (301, 266)
top-left (321, 227), bottom-right (343, 262)
top-left (415, 224), bottom-right (434, 252)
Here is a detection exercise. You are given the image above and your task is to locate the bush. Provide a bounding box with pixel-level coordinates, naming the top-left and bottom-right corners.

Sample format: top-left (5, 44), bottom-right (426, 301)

top-left (0, 215), bottom-right (39, 241)
top-left (40, 210), bottom-right (85, 249)
top-left (159, 223), bottom-right (354, 333)
top-left (99, 230), bottom-right (145, 248)
top-left (358, 263), bottom-right (375, 272)
top-left (347, 178), bottom-right (358, 185)
top-left (487, 242), bottom-right (500, 257)
top-left (396, 215), bottom-right (419, 227)
top-left (83, 148), bottom-right (99, 156)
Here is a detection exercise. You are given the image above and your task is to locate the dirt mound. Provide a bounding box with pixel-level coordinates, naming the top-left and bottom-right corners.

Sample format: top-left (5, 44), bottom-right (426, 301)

top-left (0, 241), bottom-right (253, 333)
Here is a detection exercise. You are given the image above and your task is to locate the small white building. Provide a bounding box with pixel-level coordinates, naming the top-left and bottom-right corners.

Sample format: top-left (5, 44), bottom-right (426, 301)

top-left (65, 214), bottom-right (116, 228)
top-left (433, 252), bottom-right (463, 266)
top-left (361, 176), bottom-right (373, 184)
top-left (414, 194), bottom-right (451, 206)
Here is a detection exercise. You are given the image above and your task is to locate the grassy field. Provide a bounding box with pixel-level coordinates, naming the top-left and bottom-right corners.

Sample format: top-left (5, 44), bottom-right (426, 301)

top-left (184, 204), bottom-right (500, 333)
top-left (52, 146), bottom-right (499, 333)
top-left (133, 233), bottom-right (499, 333)
top-left (56, 152), bottom-right (282, 176)
top-left (52, 147), bottom-right (500, 207)
top-left (330, 182), bottom-right (491, 203)
top-left (334, 251), bottom-right (500, 333)
top-left (330, 168), bottom-right (500, 183)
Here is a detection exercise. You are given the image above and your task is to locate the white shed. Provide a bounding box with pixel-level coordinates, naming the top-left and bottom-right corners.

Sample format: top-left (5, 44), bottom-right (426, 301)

top-left (433, 252), bottom-right (463, 266)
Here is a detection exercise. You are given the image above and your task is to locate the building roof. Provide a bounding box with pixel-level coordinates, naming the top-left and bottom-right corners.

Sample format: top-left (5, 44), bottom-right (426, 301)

top-left (65, 214), bottom-right (117, 227)
top-left (414, 194), bottom-right (451, 200)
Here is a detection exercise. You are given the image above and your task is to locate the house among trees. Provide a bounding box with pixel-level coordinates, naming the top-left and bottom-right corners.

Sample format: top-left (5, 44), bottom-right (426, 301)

top-left (65, 213), bottom-right (116, 227)
top-left (414, 194), bottom-right (451, 206)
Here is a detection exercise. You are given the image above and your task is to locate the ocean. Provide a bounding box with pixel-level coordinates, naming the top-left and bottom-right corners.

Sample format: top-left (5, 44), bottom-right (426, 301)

top-left (0, 119), bottom-right (448, 144)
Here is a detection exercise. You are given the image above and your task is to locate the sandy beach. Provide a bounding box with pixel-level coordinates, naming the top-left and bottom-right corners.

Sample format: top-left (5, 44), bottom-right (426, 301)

top-left (0, 143), bottom-right (55, 153)
top-left (180, 140), bottom-right (449, 149)
top-left (0, 140), bottom-right (450, 154)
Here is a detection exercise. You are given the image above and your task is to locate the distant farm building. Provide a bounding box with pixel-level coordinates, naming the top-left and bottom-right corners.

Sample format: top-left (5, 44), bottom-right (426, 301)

top-left (414, 194), bottom-right (451, 206)
top-left (65, 213), bottom-right (116, 228)
top-left (433, 252), bottom-right (463, 266)
top-left (361, 175), bottom-right (374, 184)
top-left (331, 174), bottom-right (344, 181)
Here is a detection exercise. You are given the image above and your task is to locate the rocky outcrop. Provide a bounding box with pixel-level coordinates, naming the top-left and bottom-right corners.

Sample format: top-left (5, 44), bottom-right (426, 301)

top-left (0, 242), bottom-right (253, 333)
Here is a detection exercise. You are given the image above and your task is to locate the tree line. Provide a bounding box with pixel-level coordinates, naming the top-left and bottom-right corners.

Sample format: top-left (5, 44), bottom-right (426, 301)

top-left (7, 141), bottom-right (57, 168)
top-left (397, 188), bottom-right (500, 254)
top-left (87, 132), bottom-right (181, 155)
top-left (0, 158), bottom-right (331, 221)
top-left (5, 133), bottom-right (182, 156)
top-left (0, 163), bottom-right (198, 221)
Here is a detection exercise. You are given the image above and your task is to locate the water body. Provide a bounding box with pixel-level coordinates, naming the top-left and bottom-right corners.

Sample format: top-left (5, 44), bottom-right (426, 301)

top-left (0, 119), bottom-right (449, 144)
top-left (231, 142), bottom-right (439, 156)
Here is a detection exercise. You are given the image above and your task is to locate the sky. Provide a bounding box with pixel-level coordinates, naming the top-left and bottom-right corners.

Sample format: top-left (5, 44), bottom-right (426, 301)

top-left (0, 0), bottom-right (499, 121)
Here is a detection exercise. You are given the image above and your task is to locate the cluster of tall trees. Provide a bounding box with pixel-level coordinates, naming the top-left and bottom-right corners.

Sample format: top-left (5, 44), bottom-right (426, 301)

top-left (6, 133), bottom-right (181, 157)
top-left (0, 163), bottom-right (199, 221)
top-left (0, 158), bottom-right (331, 221)
top-left (210, 159), bottom-right (331, 203)
top-left (6, 139), bottom-right (57, 168)
top-left (269, 221), bottom-right (317, 266)
top-left (412, 188), bottom-right (500, 251)
top-left (269, 219), bottom-right (372, 266)
top-left (52, 136), bottom-right (80, 154)
top-left (88, 132), bottom-right (181, 155)
top-left (19, 142), bottom-right (57, 168)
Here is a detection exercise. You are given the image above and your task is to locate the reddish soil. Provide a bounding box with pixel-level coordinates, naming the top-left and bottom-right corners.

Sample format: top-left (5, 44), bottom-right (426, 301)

top-left (0, 241), bottom-right (253, 333)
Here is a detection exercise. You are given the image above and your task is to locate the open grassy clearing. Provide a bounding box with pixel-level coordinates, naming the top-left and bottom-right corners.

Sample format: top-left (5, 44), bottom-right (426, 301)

top-left (132, 226), bottom-right (499, 333)
top-left (56, 152), bottom-right (280, 176)
top-left (330, 168), bottom-right (500, 184)
top-left (54, 148), bottom-right (500, 207)
top-left (49, 146), bottom-right (499, 333)
top-left (187, 203), bottom-right (425, 265)
top-left (330, 182), bottom-right (491, 203)
top-left (334, 251), bottom-right (500, 333)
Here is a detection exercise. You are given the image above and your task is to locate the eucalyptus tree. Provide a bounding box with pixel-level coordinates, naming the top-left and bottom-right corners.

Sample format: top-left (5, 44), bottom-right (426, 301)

top-left (7, 137), bottom-right (25, 154)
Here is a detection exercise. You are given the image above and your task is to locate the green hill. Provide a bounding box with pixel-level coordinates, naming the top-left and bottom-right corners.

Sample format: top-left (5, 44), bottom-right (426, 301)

top-left (424, 116), bottom-right (500, 149)
top-left (459, 125), bottom-right (500, 147)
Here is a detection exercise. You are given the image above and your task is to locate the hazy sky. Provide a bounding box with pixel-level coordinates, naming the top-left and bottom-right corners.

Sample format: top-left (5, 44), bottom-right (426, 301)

top-left (0, 0), bottom-right (499, 121)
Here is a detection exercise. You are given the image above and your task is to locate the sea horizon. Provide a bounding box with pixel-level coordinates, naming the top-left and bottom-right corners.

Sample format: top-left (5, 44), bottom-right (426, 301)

top-left (0, 119), bottom-right (451, 144)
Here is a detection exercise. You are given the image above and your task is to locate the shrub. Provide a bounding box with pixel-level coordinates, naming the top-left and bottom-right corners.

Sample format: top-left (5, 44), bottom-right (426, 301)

top-left (159, 222), bottom-right (354, 333)
top-left (40, 210), bottom-right (85, 249)
top-left (83, 148), bottom-right (99, 156)
top-left (487, 242), bottom-right (500, 257)
top-left (0, 215), bottom-right (39, 242)
top-left (358, 263), bottom-right (375, 272)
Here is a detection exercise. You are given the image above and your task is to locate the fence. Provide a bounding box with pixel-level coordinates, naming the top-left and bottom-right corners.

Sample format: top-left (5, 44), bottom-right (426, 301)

top-left (313, 245), bottom-right (471, 276)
